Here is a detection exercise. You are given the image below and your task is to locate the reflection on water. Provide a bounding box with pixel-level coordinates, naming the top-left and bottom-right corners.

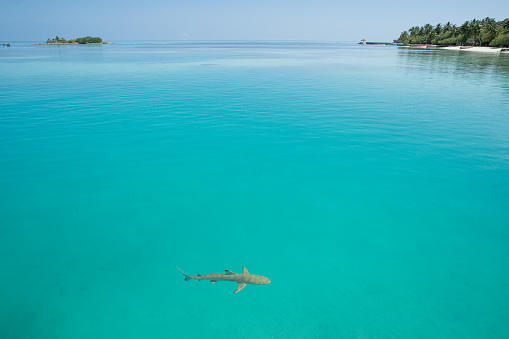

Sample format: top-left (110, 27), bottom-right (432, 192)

top-left (397, 48), bottom-right (509, 94)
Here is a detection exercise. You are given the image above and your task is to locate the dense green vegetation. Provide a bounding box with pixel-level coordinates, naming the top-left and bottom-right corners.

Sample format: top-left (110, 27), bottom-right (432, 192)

top-left (397, 18), bottom-right (509, 47)
top-left (75, 36), bottom-right (102, 44)
top-left (45, 36), bottom-right (102, 44)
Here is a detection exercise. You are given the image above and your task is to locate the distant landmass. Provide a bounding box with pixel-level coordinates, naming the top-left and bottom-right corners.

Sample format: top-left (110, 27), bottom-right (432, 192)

top-left (44, 36), bottom-right (105, 44)
top-left (396, 18), bottom-right (509, 47)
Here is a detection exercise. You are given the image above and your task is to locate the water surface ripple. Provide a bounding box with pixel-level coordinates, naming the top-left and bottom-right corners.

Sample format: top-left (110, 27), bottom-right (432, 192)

top-left (1, 42), bottom-right (509, 338)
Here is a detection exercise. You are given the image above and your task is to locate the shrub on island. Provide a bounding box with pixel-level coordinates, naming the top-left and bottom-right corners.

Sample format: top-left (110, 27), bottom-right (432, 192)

top-left (489, 34), bottom-right (509, 47)
top-left (76, 36), bottom-right (102, 44)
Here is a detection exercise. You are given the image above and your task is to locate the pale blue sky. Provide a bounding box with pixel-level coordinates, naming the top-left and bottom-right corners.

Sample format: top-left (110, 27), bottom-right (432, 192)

top-left (1, 0), bottom-right (508, 41)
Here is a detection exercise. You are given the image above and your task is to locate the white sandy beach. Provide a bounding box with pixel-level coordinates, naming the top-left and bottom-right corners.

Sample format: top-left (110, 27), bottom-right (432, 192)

top-left (401, 45), bottom-right (509, 53)
top-left (440, 46), bottom-right (509, 53)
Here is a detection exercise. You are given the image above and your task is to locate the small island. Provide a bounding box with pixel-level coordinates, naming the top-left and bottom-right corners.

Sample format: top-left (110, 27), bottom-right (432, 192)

top-left (43, 36), bottom-right (110, 45)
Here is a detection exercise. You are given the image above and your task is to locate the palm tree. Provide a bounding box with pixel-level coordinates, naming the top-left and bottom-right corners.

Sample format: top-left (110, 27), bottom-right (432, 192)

top-left (435, 23), bottom-right (442, 35)
top-left (423, 24), bottom-right (434, 44)
top-left (481, 17), bottom-right (497, 46)
top-left (457, 21), bottom-right (470, 45)
top-left (501, 19), bottom-right (509, 33)
top-left (398, 31), bottom-right (409, 43)
top-left (470, 19), bottom-right (481, 45)
top-left (459, 21), bottom-right (469, 35)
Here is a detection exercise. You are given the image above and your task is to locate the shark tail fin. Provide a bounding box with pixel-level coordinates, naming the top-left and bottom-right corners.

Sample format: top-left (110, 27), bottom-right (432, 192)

top-left (176, 266), bottom-right (193, 281)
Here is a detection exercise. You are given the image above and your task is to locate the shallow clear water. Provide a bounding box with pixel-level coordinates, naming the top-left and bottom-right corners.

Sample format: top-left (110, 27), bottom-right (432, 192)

top-left (1, 42), bottom-right (509, 338)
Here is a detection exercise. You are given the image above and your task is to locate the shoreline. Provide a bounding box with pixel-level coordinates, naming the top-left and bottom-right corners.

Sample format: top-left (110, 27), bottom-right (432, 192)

top-left (35, 42), bottom-right (117, 45)
top-left (400, 45), bottom-right (509, 53)
top-left (361, 42), bottom-right (508, 53)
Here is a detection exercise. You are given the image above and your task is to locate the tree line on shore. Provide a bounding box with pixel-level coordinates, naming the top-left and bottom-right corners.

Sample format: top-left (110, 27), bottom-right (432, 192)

top-left (397, 18), bottom-right (509, 47)
top-left (46, 36), bottom-right (103, 44)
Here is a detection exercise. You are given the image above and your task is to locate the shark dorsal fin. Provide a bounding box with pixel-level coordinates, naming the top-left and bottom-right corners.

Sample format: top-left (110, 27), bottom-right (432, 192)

top-left (242, 267), bottom-right (249, 274)
top-left (225, 270), bottom-right (236, 275)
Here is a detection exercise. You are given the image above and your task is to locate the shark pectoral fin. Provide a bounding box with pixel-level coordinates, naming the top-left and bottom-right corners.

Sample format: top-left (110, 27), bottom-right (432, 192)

top-left (210, 281), bottom-right (217, 284)
top-left (242, 267), bottom-right (249, 274)
top-left (234, 283), bottom-right (247, 294)
top-left (225, 270), bottom-right (236, 275)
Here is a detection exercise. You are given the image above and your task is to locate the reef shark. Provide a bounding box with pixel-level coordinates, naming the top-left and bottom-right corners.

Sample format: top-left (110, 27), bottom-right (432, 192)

top-left (176, 266), bottom-right (270, 294)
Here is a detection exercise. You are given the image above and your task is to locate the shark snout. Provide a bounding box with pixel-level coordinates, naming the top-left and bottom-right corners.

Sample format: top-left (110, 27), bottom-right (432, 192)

top-left (262, 277), bottom-right (271, 285)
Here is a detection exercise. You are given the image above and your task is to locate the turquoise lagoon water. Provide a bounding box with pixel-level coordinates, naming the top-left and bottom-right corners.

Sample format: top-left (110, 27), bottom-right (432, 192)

top-left (1, 42), bottom-right (509, 338)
